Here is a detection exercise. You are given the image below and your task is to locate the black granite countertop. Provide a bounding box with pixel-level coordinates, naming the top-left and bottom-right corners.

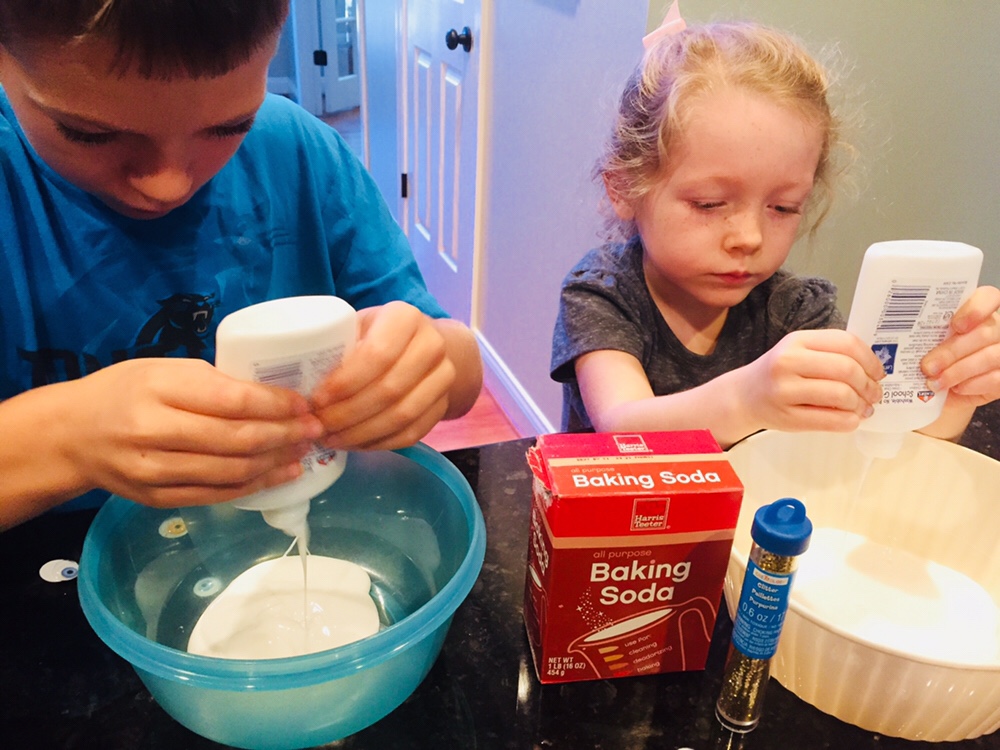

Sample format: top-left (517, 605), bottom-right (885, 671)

top-left (3, 402), bottom-right (1000, 750)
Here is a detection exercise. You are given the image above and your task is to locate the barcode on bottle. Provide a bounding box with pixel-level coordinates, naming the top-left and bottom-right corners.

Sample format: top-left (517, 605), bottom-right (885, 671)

top-left (876, 284), bottom-right (929, 332)
top-left (253, 361), bottom-right (303, 391)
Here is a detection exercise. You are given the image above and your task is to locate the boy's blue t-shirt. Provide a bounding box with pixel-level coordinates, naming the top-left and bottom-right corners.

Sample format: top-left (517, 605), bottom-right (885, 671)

top-left (0, 88), bottom-right (446, 509)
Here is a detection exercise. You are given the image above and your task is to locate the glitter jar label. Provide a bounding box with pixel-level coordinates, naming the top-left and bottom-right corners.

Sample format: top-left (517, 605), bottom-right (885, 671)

top-left (731, 559), bottom-right (794, 660)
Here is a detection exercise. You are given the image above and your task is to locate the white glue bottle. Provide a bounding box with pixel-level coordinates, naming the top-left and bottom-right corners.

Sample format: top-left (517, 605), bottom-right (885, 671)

top-left (846, 240), bottom-right (982, 458)
top-left (215, 296), bottom-right (357, 539)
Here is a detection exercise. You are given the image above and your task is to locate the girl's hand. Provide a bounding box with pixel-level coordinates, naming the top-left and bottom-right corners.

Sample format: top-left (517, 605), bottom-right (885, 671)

top-left (310, 301), bottom-right (458, 450)
top-left (64, 358), bottom-right (324, 508)
top-left (738, 328), bottom-right (885, 433)
top-left (574, 329), bottom-right (883, 448)
top-left (921, 285), bottom-right (1000, 409)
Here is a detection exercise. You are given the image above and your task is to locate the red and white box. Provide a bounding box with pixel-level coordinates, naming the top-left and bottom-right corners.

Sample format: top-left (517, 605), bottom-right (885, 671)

top-left (524, 431), bottom-right (744, 684)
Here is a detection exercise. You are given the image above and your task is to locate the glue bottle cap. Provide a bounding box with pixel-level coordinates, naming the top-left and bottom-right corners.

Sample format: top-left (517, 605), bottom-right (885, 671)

top-left (854, 429), bottom-right (905, 459)
top-left (260, 501), bottom-right (310, 540)
top-left (750, 497), bottom-right (812, 557)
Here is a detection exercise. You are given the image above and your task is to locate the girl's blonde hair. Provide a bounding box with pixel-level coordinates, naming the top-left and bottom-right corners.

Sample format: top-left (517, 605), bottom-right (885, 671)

top-left (597, 21), bottom-right (849, 241)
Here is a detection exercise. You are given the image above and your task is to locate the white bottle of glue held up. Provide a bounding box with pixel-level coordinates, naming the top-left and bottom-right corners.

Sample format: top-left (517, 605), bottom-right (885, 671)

top-left (215, 296), bottom-right (357, 539)
top-left (847, 240), bottom-right (982, 458)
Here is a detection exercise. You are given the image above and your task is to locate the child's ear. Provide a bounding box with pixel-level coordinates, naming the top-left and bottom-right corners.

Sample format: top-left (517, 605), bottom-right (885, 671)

top-left (602, 173), bottom-right (635, 221)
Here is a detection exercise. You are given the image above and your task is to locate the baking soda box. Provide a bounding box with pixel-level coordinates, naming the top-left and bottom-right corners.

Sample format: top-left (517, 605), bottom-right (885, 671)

top-left (524, 431), bottom-right (744, 684)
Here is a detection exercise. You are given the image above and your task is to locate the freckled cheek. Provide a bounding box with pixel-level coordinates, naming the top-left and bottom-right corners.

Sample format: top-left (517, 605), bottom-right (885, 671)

top-left (769, 218), bottom-right (803, 246)
top-left (762, 223), bottom-right (801, 267)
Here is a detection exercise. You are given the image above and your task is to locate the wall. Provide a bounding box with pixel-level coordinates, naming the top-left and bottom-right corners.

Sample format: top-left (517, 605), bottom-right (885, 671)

top-left (270, 18), bottom-right (297, 81)
top-left (360, 2), bottom-right (1000, 435)
top-left (647, 0), bottom-right (1000, 307)
top-left (475, 1), bottom-right (649, 433)
top-left (267, 15), bottom-right (298, 98)
top-left (359, 1), bottom-right (401, 222)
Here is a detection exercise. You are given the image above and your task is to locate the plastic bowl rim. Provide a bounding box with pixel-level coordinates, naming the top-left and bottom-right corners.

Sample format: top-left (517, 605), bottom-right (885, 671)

top-left (78, 442), bottom-right (487, 691)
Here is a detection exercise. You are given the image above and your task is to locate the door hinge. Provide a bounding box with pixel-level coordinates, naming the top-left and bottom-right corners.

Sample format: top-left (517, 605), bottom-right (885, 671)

top-left (401, 173), bottom-right (409, 198)
top-left (313, 49), bottom-right (328, 67)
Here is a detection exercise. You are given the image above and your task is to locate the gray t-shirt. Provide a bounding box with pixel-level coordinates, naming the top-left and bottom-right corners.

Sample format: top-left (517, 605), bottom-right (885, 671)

top-left (551, 240), bottom-right (846, 432)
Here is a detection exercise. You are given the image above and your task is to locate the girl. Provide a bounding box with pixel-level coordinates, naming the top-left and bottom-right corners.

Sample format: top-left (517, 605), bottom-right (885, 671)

top-left (551, 14), bottom-right (1000, 448)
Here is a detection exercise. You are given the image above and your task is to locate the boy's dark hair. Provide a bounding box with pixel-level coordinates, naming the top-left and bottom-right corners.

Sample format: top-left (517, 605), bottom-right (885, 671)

top-left (0, 0), bottom-right (289, 79)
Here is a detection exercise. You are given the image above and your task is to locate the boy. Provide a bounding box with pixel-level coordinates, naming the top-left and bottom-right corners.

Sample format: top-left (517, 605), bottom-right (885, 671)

top-left (0, 0), bottom-right (483, 527)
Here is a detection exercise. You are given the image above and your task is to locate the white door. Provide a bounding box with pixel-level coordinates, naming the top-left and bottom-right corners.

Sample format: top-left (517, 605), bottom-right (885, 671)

top-left (401, 0), bottom-right (481, 325)
top-left (319, 0), bottom-right (362, 113)
top-left (284, 0), bottom-right (361, 116)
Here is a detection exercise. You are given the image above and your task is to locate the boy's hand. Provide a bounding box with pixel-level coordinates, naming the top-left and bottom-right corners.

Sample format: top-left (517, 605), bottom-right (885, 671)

top-left (921, 285), bottom-right (1000, 409)
top-left (65, 358), bottom-right (323, 508)
top-left (739, 328), bottom-right (885, 433)
top-left (310, 301), bottom-right (458, 450)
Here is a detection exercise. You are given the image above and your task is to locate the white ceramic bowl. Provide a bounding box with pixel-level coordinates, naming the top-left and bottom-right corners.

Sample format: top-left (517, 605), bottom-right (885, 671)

top-left (724, 430), bottom-right (1000, 742)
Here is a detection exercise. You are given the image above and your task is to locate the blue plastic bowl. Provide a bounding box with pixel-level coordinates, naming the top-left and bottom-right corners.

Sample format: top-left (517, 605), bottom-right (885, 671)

top-left (78, 444), bottom-right (486, 750)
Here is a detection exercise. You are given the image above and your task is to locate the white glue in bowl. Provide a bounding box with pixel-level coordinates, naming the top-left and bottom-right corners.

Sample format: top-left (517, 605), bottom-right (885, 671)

top-left (724, 430), bottom-right (1000, 742)
top-left (78, 444), bottom-right (485, 750)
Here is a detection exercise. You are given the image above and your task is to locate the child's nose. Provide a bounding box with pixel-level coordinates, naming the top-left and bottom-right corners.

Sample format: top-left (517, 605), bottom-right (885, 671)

top-left (724, 209), bottom-right (763, 253)
top-left (125, 141), bottom-right (194, 205)
top-left (128, 165), bottom-right (194, 205)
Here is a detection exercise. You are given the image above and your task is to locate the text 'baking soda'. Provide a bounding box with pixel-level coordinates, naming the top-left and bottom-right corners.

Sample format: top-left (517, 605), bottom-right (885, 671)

top-left (524, 431), bottom-right (744, 684)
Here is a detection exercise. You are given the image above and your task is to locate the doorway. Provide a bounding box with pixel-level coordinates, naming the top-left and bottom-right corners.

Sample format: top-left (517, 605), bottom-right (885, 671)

top-left (401, 0), bottom-right (482, 327)
top-left (319, 0), bottom-right (362, 114)
top-left (274, 0), bottom-right (363, 117)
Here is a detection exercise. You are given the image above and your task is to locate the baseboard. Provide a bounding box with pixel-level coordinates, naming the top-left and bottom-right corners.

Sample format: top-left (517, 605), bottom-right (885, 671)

top-left (476, 334), bottom-right (555, 438)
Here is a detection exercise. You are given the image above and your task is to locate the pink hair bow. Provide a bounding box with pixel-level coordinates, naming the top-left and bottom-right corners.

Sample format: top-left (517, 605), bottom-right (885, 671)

top-left (642, 0), bottom-right (687, 49)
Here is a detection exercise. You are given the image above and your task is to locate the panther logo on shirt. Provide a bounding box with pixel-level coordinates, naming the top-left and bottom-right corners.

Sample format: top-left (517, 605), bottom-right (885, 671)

top-left (133, 293), bottom-right (217, 358)
top-left (19, 293), bottom-right (218, 386)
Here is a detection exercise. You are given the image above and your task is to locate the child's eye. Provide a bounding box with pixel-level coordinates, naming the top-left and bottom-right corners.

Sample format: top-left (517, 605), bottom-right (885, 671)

top-left (56, 123), bottom-right (117, 146)
top-left (772, 204), bottom-right (802, 215)
top-left (692, 201), bottom-right (725, 211)
top-left (207, 118), bottom-right (255, 139)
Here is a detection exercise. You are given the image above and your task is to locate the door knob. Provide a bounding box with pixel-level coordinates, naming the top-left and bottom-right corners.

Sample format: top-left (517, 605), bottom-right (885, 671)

top-left (445, 26), bottom-right (473, 53)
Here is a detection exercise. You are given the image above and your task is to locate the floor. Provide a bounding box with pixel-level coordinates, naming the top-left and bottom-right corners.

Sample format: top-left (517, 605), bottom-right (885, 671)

top-left (321, 108), bottom-right (364, 158)
top-left (422, 386), bottom-right (524, 452)
top-left (319, 108), bottom-right (525, 453)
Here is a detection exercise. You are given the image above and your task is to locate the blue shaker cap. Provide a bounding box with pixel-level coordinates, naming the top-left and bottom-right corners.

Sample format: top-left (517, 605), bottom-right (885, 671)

top-left (750, 497), bottom-right (812, 556)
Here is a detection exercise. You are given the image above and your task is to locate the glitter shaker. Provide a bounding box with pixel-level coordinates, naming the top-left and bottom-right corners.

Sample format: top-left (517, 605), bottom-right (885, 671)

top-left (716, 497), bottom-right (812, 733)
